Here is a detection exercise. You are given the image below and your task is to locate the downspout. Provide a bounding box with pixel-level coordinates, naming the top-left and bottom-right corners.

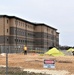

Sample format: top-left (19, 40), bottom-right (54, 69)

top-left (16, 19), bottom-right (17, 52)
top-left (3, 17), bottom-right (5, 52)
top-left (25, 23), bottom-right (27, 46)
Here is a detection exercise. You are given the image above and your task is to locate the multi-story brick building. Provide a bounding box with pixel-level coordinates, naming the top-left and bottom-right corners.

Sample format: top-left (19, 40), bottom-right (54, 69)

top-left (0, 15), bottom-right (59, 52)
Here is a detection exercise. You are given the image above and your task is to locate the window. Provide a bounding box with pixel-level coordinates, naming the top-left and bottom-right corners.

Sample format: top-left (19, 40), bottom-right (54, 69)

top-left (21, 22), bottom-right (22, 26)
top-left (23, 40), bottom-right (24, 42)
top-left (21, 40), bottom-right (22, 42)
top-left (19, 22), bottom-right (20, 25)
top-left (15, 39), bottom-right (16, 42)
top-left (7, 39), bottom-right (8, 41)
top-left (19, 40), bottom-right (20, 42)
top-left (15, 39), bottom-right (18, 42)
top-left (17, 39), bottom-right (18, 42)
top-left (7, 29), bottom-right (8, 33)
top-left (7, 20), bottom-right (8, 24)
top-left (23, 23), bottom-right (24, 27)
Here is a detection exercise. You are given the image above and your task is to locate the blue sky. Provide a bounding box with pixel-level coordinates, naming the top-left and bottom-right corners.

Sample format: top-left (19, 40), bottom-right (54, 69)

top-left (0, 0), bottom-right (74, 46)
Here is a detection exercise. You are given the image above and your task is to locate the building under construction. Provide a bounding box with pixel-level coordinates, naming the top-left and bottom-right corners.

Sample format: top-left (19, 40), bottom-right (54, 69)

top-left (0, 15), bottom-right (59, 53)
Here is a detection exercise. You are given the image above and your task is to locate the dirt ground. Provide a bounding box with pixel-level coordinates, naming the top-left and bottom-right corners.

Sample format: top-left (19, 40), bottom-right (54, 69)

top-left (0, 53), bottom-right (74, 75)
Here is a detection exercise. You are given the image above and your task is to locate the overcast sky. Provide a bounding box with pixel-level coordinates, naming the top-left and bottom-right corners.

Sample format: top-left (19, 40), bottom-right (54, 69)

top-left (0, 0), bottom-right (74, 46)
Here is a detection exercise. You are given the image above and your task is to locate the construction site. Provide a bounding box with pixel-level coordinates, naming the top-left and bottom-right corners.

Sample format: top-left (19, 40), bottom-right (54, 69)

top-left (0, 48), bottom-right (74, 75)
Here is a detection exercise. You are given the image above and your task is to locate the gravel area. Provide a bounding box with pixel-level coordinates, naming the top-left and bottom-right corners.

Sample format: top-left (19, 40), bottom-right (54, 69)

top-left (23, 69), bottom-right (69, 75)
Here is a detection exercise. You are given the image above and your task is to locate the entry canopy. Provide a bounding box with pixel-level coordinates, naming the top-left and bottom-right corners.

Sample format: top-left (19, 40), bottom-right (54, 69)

top-left (45, 47), bottom-right (65, 56)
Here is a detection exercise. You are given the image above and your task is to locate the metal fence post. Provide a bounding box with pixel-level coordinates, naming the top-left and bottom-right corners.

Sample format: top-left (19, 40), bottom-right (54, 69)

top-left (6, 47), bottom-right (8, 75)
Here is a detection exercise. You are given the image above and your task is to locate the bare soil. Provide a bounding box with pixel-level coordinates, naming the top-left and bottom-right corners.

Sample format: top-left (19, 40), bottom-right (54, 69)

top-left (0, 53), bottom-right (74, 75)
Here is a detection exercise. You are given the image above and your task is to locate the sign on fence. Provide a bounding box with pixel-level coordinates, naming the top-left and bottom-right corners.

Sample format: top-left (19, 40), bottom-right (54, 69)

top-left (43, 59), bottom-right (55, 68)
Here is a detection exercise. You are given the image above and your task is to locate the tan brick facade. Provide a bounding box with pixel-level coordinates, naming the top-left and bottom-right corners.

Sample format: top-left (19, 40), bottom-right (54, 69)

top-left (0, 15), bottom-right (59, 51)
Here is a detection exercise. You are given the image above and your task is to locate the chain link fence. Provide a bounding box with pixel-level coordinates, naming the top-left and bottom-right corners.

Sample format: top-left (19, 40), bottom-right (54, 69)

top-left (0, 45), bottom-right (23, 53)
top-left (0, 45), bottom-right (47, 54)
top-left (0, 45), bottom-right (48, 75)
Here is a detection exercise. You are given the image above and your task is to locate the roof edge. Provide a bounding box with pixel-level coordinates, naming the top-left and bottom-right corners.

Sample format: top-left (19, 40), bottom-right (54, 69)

top-left (0, 15), bottom-right (57, 30)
